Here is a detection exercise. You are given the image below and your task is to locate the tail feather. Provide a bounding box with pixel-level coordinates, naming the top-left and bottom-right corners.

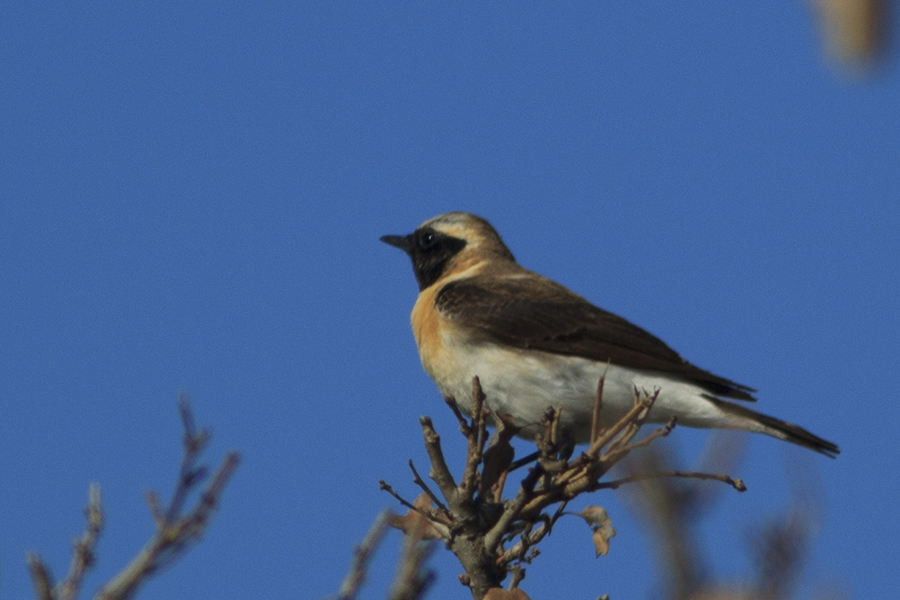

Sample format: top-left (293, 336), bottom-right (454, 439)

top-left (709, 398), bottom-right (840, 458)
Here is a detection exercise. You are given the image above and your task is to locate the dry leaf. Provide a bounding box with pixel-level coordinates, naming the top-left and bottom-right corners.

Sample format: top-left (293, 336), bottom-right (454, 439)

top-left (579, 506), bottom-right (616, 557)
top-left (386, 494), bottom-right (442, 540)
top-left (479, 412), bottom-right (522, 499)
top-left (481, 441), bottom-right (514, 492)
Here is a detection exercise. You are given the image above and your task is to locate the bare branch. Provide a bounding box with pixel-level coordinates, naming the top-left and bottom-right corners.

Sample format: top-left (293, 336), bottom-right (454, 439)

top-left (459, 377), bottom-right (488, 499)
top-left (58, 483), bottom-right (104, 600)
top-left (383, 378), bottom-right (751, 599)
top-left (444, 395), bottom-right (471, 435)
top-left (418, 417), bottom-right (458, 505)
top-left (93, 399), bottom-right (240, 600)
top-left (585, 390), bottom-right (656, 460)
top-left (380, 481), bottom-right (427, 517)
top-left (484, 463), bottom-right (545, 555)
top-left (24, 397), bottom-right (237, 600)
top-left (595, 470), bottom-right (747, 493)
top-left (408, 459), bottom-right (451, 519)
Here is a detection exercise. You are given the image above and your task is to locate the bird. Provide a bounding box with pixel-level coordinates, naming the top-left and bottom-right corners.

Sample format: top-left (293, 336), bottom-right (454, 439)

top-left (380, 212), bottom-right (839, 457)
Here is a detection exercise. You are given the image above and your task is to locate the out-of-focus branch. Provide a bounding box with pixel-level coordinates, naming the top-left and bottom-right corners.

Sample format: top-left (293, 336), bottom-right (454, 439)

top-left (619, 446), bottom-right (710, 600)
top-left (619, 435), bottom-right (839, 600)
top-left (329, 503), bottom-right (437, 600)
top-left (336, 509), bottom-right (391, 600)
top-left (95, 395), bottom-right (240, 600)
top-left (26, 395), bottom-right (240, 600)
top-left (62, 483), bottom-right (104, 600)
top-left (26, 555), bottom-right (55, 600)
top-left (26, 484), bottom-right (104, 600)
top-left (388, 508), bottom-right (437, 600)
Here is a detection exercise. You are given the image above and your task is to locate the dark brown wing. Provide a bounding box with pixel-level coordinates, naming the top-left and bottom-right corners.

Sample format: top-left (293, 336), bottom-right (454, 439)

top-left (435, 273), bottom-right (756, 401)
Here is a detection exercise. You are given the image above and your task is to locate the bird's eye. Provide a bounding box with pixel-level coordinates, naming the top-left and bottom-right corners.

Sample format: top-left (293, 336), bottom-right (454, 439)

top-left (418, 230), bottom-right (437, 250)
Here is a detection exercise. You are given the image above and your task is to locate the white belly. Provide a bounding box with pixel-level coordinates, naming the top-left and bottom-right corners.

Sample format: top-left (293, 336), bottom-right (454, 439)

top-left (423, 339), bottom-right (758, 444)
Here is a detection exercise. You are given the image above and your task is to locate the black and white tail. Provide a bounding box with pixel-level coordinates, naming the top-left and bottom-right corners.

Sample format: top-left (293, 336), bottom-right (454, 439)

top-left (710, 398), bottom-right (840, 458)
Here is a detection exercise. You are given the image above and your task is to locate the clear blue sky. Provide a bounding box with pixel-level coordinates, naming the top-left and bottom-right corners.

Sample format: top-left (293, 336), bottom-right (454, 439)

top-left (2, 2), bottom-right (898, 599)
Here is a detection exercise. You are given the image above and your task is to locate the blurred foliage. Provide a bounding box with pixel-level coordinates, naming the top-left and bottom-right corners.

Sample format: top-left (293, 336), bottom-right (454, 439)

top-left (809, 0), bottom-right (889, 74)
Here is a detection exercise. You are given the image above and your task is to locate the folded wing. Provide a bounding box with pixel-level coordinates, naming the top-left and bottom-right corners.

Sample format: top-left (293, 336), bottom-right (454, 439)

top-left (435, 273), bottom-right (757, 402)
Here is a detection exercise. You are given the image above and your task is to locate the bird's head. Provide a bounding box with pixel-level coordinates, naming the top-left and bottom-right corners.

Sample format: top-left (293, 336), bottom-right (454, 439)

top-left (381, 212), bottom-right (515, 291)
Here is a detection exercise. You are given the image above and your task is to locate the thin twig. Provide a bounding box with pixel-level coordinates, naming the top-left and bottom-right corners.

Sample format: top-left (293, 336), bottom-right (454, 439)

top-left (594, 470), bottom-right (747, 492)
top-left (166, 394), bottom-right (211, 524)
top-left (601, 415), bottom-right (675, 465)
top-left (585, 396), bottom-right (652, 459)
top-left (443, 396), bottom-right (471, 435)
top-left (379, 481), bottom-right (426, 516)
top-left (408, 460), bottom-right (451, 519)
top-left (94, 403), bottom-right (240, 600)
top-left (484, 464), bottom-right (544, 554)
top-left (58, 483), bottom-right (104, 600)
top-left (590, 371), bottom-right (608, 444)
top-left (460, 377), bottom-right (488, 498)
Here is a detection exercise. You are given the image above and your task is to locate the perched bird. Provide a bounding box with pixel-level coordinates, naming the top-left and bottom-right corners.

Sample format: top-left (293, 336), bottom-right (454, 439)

top-left (381, 212), bottom-right (839, 457)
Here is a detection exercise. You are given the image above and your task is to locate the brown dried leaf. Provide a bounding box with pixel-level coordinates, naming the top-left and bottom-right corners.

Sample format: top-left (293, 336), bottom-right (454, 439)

top-left (386, 494), bottom-right (442, 540)
top-left (481, 442), bottom-right (513, 489)
top-left (493, 410), bottom-right (522, 440)
top-left (579, 506), bottom-right (617, 557)
top-left (479, 412), bottom-right (521, 498)
top-left (484, 587), bottom-right (533, 600)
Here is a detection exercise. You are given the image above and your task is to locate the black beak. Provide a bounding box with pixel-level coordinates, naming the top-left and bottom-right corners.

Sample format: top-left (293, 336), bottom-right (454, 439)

top-left (380, 234), bottom-right (413, 253)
